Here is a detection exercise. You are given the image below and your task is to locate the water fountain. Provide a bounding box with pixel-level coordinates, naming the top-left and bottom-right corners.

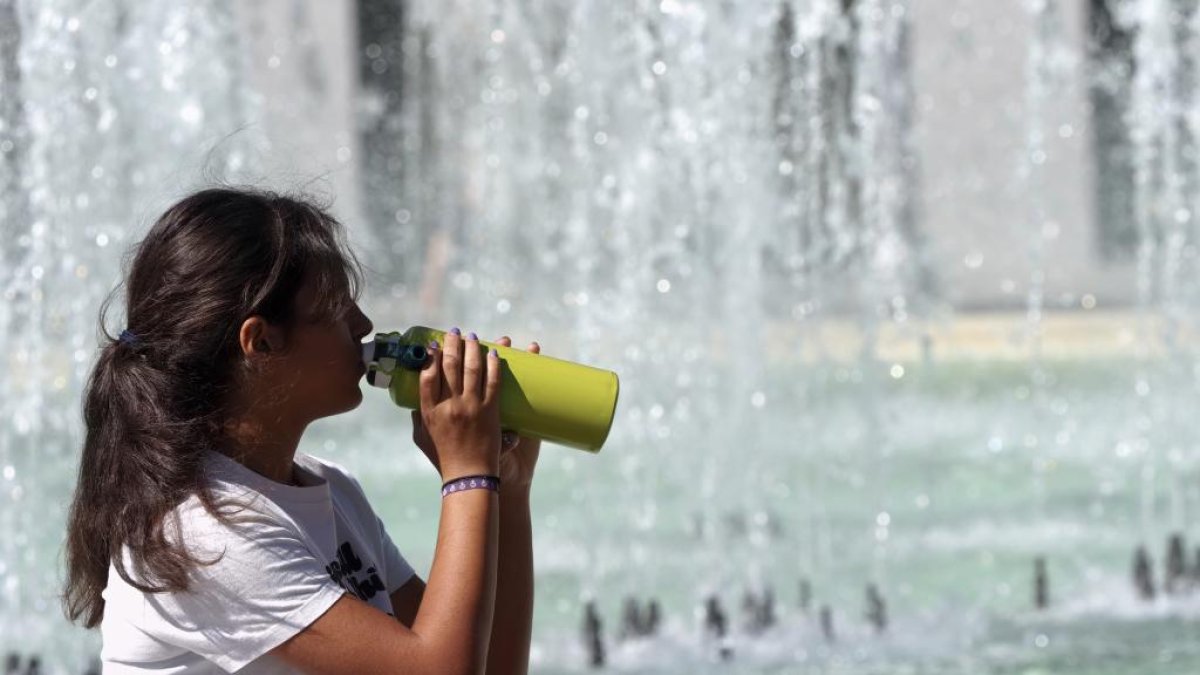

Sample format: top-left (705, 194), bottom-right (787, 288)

top-left (5, 0), bottom-right (1200, 672)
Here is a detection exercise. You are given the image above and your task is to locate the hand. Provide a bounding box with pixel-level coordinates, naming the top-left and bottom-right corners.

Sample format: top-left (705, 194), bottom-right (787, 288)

top-left (412, 328), bottom-right (503, 482)
top-left (495, 336), bottom-right (542, 490)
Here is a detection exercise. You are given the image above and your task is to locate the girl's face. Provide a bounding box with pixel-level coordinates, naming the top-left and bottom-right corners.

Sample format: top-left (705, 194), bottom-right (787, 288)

top-left (255, 268), bottom-right (375, 424)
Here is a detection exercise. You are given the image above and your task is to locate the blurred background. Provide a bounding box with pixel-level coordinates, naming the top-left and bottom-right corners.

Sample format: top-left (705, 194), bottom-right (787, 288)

top-left (4, 0), bottom-right (1200, 672)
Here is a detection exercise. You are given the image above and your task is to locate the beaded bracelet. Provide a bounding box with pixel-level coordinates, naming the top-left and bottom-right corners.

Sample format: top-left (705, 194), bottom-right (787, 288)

top-left (441, 474), bottom-right (501, 498)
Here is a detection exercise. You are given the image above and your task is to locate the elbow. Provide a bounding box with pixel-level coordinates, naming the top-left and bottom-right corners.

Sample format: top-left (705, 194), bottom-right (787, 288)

top-left (439, 659), bottom-right (488, 675)
top-left (416, 634), bottom-right (490, 675)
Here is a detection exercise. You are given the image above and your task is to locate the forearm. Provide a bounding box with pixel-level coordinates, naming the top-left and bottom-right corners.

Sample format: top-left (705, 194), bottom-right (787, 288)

top-left (413, 489), bottom-right (500, 674)
top-left (485, 487), bottom-right (534, 675)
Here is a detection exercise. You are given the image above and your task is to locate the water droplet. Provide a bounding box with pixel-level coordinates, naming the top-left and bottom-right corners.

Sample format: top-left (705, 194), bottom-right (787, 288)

top-left (180, 102), bottom-right (203, 125)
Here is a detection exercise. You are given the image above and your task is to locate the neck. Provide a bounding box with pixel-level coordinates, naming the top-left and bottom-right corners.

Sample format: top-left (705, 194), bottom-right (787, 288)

top-left (220, 412), bottom-right (308, 486)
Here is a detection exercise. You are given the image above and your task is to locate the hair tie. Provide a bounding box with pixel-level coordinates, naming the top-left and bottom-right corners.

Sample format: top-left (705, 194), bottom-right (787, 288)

top-left (118, 329), bottom-right (139, 346)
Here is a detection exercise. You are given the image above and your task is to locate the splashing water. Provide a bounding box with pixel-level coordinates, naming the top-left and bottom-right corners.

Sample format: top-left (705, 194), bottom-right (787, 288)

top-left (4, 0), bottom-right (1200, 672)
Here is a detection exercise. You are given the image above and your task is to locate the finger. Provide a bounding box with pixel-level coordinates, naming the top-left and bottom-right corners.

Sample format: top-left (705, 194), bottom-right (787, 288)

top-left (462, 330), bottom-right (483, 399)
top-left (483, 342), bottom-right (501, 408)
top-left (497, 336), bottom-right (512, 348)
top-left (412, 411), bottom-right (440, 471)
top-left (442, 328), bottom-right (462, 396)
top-left (529, 341), bottom-right (540, 354)
top-left (501, 430), bottom-right (519, 452)
top-left (418, 339), bottom-right (442, 414)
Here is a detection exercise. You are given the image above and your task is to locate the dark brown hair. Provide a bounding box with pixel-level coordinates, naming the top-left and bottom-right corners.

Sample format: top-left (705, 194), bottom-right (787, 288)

top-left (61, 186), bottom-right (365, 628)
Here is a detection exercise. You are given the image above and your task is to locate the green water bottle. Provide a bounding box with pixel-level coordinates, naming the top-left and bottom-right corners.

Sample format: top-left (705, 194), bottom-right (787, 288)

top-left (362, 326), bottom-right (620, 453)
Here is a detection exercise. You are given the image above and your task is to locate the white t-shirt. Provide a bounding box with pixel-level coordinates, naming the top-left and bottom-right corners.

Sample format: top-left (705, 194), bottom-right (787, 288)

top-left (99, 449), bottom-right (418, 674)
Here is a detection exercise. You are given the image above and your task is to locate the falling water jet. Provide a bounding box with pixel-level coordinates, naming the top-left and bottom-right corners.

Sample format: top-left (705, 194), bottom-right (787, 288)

top-left (819, 604), bottom-right (836, 643)
top-left (1165, 533), bottom-right (1186, 594)
top-left (799, 577), bottom-right (812, 614)
top-left (1034, 557), bottom-right (1049, 610)
top-left (1134, 545), bottom-right (1156, 601)
top-left (581, 599), bottom-right (606, 669)
top-left (702, 595), bottom-right (733, 661)
top-left (865, 583), bottom-right (887, 634)
top-left (618, 595), bottom-right (639, 642)
top-left (644, 598), bottom-right (661, 637)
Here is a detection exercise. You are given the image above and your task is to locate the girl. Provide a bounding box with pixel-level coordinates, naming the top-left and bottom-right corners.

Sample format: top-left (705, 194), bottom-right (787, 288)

top-left (61, 187), bottom-right (540, 674)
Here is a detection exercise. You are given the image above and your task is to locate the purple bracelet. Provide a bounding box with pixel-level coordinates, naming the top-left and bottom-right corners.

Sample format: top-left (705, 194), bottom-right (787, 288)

top-left (442, 474), bottom-right (501, 498)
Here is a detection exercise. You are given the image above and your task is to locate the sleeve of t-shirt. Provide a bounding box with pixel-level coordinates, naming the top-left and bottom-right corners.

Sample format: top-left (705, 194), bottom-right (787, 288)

top-left (329, 459), bottom-right (419, 594)
top-left (133, 503), bottom-right (347, 673)
top-left (377, 514), bottom-right (418, 593)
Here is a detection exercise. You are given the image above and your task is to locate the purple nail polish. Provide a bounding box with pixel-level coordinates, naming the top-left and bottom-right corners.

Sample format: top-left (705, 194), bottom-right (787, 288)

top-left (469, 331), bottom-right (478, 341)
top-left (429, 339), bottom-right (439, 350)
top-left (490, 348), bottom-right (498, 357)
top-left (450, 327), bottom-right (460, 336)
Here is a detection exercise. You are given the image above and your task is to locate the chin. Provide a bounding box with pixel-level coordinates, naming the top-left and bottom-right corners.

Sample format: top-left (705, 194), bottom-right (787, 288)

top-left (318, 389), bottom-right (364, 420)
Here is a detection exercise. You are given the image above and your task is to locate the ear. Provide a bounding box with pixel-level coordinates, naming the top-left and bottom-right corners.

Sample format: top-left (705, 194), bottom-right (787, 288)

top-left (238, 316), bottom-right (284, 360)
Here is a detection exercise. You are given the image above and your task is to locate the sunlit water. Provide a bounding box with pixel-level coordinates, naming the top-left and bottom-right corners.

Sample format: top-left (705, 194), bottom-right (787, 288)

top-left (4, 0), bottom-right (1200, 673)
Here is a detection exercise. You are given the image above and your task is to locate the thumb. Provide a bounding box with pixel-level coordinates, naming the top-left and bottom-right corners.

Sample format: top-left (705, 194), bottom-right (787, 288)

top-left (411, 409), bottom-right (429, 440)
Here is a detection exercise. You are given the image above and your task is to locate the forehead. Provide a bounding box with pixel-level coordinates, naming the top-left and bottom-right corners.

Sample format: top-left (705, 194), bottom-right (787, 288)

top-left (292, 262), bottom-right (352, 313)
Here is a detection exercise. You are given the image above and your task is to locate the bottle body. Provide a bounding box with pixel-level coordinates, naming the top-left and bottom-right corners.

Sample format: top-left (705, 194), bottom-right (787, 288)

top-left (364, 326), bottom-right (619, 453)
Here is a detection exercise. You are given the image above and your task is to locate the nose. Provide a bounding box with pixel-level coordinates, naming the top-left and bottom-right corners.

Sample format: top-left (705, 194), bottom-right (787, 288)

top-left (350, 303), bottom-right (374, 341)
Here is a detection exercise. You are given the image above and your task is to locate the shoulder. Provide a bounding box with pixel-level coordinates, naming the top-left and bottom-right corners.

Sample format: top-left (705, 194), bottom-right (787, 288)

top-left (296, 453), bottom-right (373, 505)
top-left (166, 490), bottom-right (303, 560)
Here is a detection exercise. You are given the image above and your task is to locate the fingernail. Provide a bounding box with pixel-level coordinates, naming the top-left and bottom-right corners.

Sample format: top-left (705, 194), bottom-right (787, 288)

top-left (490, 348), bottom-right (498, 358)
top-left (429, 339), bottom-right (439, 349)
top-left (469, 331), bottom-right (478, 341)
top-left (450, 327), bottom-right (461, 336)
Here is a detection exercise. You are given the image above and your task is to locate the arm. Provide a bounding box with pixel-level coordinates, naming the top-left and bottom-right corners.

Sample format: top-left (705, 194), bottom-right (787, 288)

top-left (270, 488), bottom-right (499, 675)
top-left (389, 488), bottom-right (534, 675)
top-left (485, 487), bottom-right (535, 675)
top-left (391, 574), bottom-right (426, 629)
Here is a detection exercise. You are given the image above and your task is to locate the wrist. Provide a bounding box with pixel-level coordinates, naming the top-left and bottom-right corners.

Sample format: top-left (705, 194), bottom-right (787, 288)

top-left (501, 482), bottom-right (532, 497)
top-left (440, 462), bottom-right (500, 484)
